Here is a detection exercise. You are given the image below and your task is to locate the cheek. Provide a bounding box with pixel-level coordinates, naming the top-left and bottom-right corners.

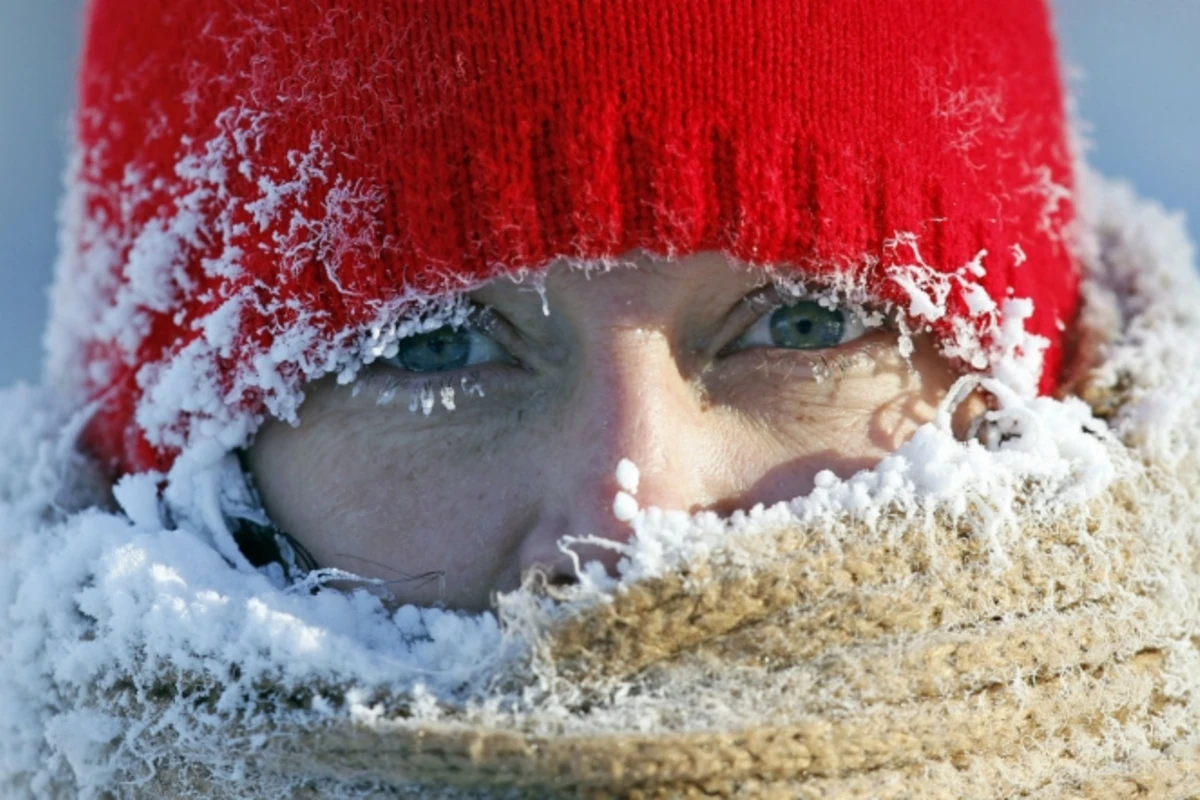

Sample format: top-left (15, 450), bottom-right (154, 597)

top-left (730, 366), bottom-right (935, 450)
top-left (246, 409), bottom-right (546, 607)
top-left (714, 352), bottom-right (953, 503)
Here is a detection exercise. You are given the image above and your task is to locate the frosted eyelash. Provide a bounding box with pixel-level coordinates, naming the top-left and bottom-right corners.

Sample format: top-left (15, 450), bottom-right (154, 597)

top-left (809, 352), bottom-right (854, 383)
top-left (766, 276), bottom-right (891, 331)
top-left (351, 371), bottom-right (487, 413)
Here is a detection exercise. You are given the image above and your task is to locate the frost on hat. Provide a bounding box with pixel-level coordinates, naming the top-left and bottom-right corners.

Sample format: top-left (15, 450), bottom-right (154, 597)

top-left (46, 0), bottom-right (1080, 476)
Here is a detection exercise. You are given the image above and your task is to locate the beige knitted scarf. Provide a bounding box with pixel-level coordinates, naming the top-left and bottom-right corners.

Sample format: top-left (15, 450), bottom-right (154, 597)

top-left (7, 172), bottom-right (1200, 799)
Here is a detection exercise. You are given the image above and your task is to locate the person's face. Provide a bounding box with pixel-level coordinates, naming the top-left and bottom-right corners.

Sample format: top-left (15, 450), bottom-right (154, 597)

top-left (246, 250), bottom-right (969, 611)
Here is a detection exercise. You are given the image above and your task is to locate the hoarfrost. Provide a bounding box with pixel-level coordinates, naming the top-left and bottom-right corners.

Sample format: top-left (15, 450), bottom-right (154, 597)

top-left (612, 491), bottom-right (639, 523)
top-left (615, 458), bottom-right (640, 495)
top-left (6, 164), bottom-right (1200, 796)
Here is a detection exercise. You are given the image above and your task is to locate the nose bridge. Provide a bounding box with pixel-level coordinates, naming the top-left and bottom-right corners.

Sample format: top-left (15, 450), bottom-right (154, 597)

top-left (517, 323), bottom-right (722, 585)
top-left (518, 328), bottom-right (700, 585)
top-left (588, 333), bottom-right (668, 468)
top-left (565, 326), bottom-right (703, 519)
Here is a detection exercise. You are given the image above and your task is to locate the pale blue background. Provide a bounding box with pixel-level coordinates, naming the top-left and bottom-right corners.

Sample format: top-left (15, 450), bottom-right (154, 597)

top-left (0, 0), bottom-right (1196, 385)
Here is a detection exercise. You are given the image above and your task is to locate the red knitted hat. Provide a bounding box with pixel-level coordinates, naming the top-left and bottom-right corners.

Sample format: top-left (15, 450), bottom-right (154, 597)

top-left (48, 0), bottom-right (1080, 477)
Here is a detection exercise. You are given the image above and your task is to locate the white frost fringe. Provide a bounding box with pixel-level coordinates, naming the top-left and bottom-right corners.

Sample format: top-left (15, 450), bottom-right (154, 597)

top-left (1, 168), bottom-right (1199, 796)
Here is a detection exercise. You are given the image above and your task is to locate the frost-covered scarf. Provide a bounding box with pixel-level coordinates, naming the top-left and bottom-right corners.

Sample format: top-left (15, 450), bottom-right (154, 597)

top-left (3, 171), bottom-right (1200, 799)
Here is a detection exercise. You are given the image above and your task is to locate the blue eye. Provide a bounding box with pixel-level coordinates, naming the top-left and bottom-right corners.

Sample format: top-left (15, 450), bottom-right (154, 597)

top-left (389, 326), bottom-right (510, 373)
top-left (733, 299), bottom-right (867, 352)
top-left (769, 301), bottom-right (847, 349)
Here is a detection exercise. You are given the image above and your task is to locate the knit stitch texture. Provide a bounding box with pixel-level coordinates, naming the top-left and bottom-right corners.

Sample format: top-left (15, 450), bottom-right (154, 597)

top-left (50, 0), bottom-right (1079, 475)
top-left (5, 171), bottom-right (1199, 799)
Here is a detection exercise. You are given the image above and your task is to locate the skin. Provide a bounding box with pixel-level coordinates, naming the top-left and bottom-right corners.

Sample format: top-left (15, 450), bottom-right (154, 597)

top-left (246, 250), bottom-right (979, 612)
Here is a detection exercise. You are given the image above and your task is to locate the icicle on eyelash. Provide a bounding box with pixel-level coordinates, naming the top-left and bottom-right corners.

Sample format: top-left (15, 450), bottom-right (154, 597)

top-left (809, 355), bottom-right (841, 384)
top-left (459, 374), bottom-right (486, 398)
top-left (346, 366), bottom-right (490, 412)
top-left (366, 374), bottom-right (486, 415)
top-left (410, 383), bottom-right (437, 415)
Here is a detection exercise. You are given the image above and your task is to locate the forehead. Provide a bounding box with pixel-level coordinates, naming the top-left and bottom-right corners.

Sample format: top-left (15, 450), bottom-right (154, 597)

top-left (471, 249), bottom-right (773, 310)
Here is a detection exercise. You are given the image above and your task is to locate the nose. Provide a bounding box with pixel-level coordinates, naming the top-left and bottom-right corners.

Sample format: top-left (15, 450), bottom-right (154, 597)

top-left (517, 327), bottom-right (718, 586)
